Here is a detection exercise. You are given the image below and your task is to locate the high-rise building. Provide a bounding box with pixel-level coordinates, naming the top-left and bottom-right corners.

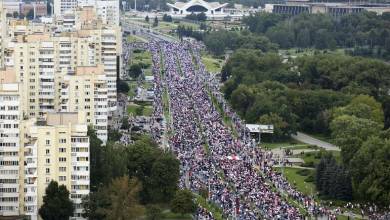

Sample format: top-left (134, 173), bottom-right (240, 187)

top-left (59, 65), bottom-right (108, 142)
top-left (21, 112), bottom-right (90, 220)
top-left (0, 69), bottom-right (90, 219)
top-left (0, 4), bottom-right (7, 68)
top-left (54, 0), bottom-right (120, 26)
top-left (54, 0), bottom-right (79, 17)
top-left (0, 68), bottom-right (22, 217)
top-left (3, 7), bottom-right (122, 142)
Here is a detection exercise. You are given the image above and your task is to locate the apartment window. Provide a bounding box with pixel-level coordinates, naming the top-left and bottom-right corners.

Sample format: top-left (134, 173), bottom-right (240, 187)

top-left (46, 177), bottom-right (50, 183)
top-left (59, 139), bottom-right (66, 143)
top-left (59, 148), bottom-right (66, 153)
top-left (59, 167), bottom-right (66, 172)
top-left (59, 157), bottom-right (66, 162)
top-left (46, 149), bottom-right (50, 155)
top-left (45, 140), bottom-right (50, 145)
top-left (46, 168), bottom-right (50, 174)
top-left (59, 176), bottom-right (66, 181)
top-left (46, 158), bottom-right (50, 164)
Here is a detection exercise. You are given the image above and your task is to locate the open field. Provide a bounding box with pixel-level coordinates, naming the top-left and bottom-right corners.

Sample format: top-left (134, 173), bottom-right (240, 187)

top-left (275, 167), bottom-right (316, 197)
top-left (201, 54), bottom-right (224, 73)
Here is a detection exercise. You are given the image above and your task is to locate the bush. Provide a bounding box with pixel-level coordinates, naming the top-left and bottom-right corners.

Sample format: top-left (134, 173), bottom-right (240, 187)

top-left (146, 205), bottom-right (162, 220)
top-left (296, 169), bottom-right (311, 176)
top-left (199, 187), bottom-right (208, 199)
top-left (305, 175), bottom-right (314, 183)
top-left (301, 161), bottom-right (314, 167)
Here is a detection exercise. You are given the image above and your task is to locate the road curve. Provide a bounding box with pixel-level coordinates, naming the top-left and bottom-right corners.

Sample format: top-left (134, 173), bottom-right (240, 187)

top-left (292, 132), bottom-right (340, 151)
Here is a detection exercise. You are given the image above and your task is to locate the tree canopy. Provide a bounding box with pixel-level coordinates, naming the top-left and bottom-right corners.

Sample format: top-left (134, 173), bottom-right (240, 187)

top-left (39, 181), bottom-right (74, 220)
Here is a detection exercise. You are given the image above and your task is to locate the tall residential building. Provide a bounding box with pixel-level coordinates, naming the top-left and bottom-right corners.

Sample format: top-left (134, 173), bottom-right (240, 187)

top-left (3, 8), bottom-right (122, 142)
top-left (95, 0), bottom-right (120, 26)
top-left (0, 4), bottom-right (7, 68)
top-left (54, 0), bottom-right (79, 17)
top-left (0, 69), bottom-right (90, 219)
top-left (54, 0), bottom-right (120, 26)
top-left (59, 65), bottom-right (108, 142)
top-left (0, 68), bottom-right (22, 216)
top-left (22, 112), bottom-right (90, 220)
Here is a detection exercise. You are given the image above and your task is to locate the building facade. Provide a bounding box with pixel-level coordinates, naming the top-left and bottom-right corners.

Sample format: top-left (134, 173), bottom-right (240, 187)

top-left (22, 112), bottom-right (90, 220)
top-left (54, 0), bottom-right (120, 25)
top-left (0, 68), bottom-right (22, 216)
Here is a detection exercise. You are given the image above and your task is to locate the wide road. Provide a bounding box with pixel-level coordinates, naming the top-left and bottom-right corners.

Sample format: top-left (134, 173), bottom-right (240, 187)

top-left (292, 132), bottom-right (340, 151)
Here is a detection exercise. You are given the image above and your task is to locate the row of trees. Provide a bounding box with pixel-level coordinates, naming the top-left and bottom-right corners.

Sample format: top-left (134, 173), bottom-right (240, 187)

top-left (83, 128), bottom-right (194, 219)
top-left (223, 48), bottom-right (390, 204)
top-left (223, 50), bottom-right (390, 136)
top-left (329, 95), bottom-right (390, 205)
top-left (243, 12), bottom-right (390, 59)
top-left (315, 154), bottom-right (352, 201)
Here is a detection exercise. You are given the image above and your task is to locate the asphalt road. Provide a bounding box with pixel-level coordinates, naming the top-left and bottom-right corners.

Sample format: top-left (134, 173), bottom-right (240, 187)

top-left (292, 132), bottom-right (340, 151)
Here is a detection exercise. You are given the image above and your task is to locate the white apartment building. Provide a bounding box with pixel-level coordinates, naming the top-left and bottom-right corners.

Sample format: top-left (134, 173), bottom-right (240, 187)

top-left (0, 5), bottom-right (7, 68)
top-left (0, 68), bottom-right (22, 217)
top-left (95, 0), bottom-right (120, 26)
top-left (54, 0), bottom-right (120, 26)
top-left (54, 0), bottom-right (79, 17)
top-left (59, 65), bottom-right (108, 143)
top-left (22, 112), bottom-right (90, 220)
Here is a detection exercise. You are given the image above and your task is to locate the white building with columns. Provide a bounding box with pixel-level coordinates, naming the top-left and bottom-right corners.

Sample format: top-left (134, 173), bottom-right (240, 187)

top-left (167, 0), bottom-right (228, 17)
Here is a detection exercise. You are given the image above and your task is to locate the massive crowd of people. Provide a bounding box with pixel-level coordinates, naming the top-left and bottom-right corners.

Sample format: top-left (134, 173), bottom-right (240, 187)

top-left (147, 40), bottom-right (388, 220)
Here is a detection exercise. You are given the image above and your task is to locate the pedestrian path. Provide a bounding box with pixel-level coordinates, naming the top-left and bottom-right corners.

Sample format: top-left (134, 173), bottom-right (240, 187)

top-left (292, 132), bottom-right (340, 151)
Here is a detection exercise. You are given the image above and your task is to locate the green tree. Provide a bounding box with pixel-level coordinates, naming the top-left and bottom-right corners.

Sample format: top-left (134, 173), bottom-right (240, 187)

top-left (330, 115), bottom-right (382, 165)
top-left (258, 113), bottom-right (289, 140)
top-left (117, 80), bottom-right (130, 94)
top-left (38, 181), bottom-right (74, 220)
top-left (81, 190), bottom-right (107, 220)
top-left (129, 64), bottom-right (142, 79)
top-left (145, 15), bottom-right (149, 23)
top-left (26, 9), bottom-right (34, 20)
top-left (100, 176), bottom-right (145, 220)
top-left (148, 154), bottom-right (180, 203)
top-left (349, 137), bottom-right (390, 205)
top-left (153, 16), bottom-right (158, 27)
top-left (170, 189), bottom-right (197, 215)
top-left (146, 204), bottom-right (163, 220)
top-left (88, 126), bottom-right (103, 189)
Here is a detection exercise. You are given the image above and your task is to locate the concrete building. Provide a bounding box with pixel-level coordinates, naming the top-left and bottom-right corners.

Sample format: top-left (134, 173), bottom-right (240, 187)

top-left (54, 0), bottom-right (120, 25)
top-left (0, 68), bottom-right (22, 217)
top-left (20, 2), bottom-right (48, 18)
top-left (3, 7), bottom-right (122, 143)
top-left (267, 0), bottom-right (390, 16)
top-left (22, 112), bottom-right (90, 220)
top-left (54, 0), bottom-right (79, 17)
top-left (1, 0), bottom-right (22, 15)
top-left (0, 5), bottom-right (7, 68)
top-left (167, 0), bottom-right (228, 17)
top-left (0, 63), bottom-right (90, 220)
top-left (59, 65), bottom-right (109, 142)
top-left (95, 0), bottom-right (120, 26)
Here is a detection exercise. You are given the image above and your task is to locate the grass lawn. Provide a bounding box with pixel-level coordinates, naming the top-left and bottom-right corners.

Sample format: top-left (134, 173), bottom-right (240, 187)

top-left (127, 35), bottom-right (147, 43)
top-left (261, 139), bottom-right (306, 150)
top-left (201, 55), bottom-right (223, 73)
top-left (195, 195), bottom-right (223, 220)
top-left (127, 81), bottom-right (137, 99)
top-left (299, 150), bottom-right (342, 167)
top-left (275, 167), bottom-right (317, 197)
top-left (143, 106), bottom-right (153, 117)
top-left (127, 104), bottom-right (153, 117)
top-left (162, 210), bottom-right (192, 220)
top-left (131, 50), bottom-right (152, 66)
